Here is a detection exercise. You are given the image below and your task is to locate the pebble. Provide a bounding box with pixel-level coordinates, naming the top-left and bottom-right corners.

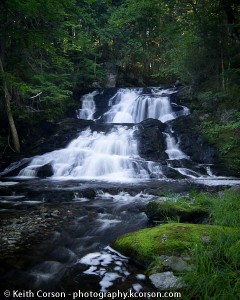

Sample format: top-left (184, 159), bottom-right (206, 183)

top-left (149, 272), bottom-right (186, 290)
top-left (0, 203), bottom-right (83, 256)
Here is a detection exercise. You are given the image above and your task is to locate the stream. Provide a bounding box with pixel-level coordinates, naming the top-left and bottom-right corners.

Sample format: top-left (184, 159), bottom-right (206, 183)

top-left (1, 87), bottom-right (240, 298)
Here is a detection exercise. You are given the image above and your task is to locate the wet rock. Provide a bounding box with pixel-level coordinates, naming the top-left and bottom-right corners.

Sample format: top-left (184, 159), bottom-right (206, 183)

top-left (161, 166), bottom-right (186, 179)
top-left (170, 115), bottom-right (218, 164)
top-left (0, 202), bottom-right (84, 258)
top-left (93, 88), bottom-right (119, 120)
top-left (149, 272), bottom-right (186, 290)
top-left (135, 119), bottom-right (168, 162)
top-left (81, 188), bottom-right (96, 199)
top-left (37, 163), bottom-right (53, 178)
top-left (51, 210), bottom-right (60, 218)
top-left (0, 158), bottom-right (32, 177)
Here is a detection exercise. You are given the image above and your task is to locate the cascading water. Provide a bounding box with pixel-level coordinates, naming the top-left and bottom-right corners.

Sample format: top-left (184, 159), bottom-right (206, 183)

top-left (77, 90), bottom-right (98, 120)
top-left (19, 126), bottom-right (154, 181)
top-left (164, 132), bottom-right (188, 160)
top-left (2, 87), bottom-right (216, 181)
top-left (100, 88), bottom-right (179, 123)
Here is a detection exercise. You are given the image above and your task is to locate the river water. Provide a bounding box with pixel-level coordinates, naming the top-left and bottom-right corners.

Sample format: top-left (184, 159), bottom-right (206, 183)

top-left (0, 87), bottom-right (240, 297)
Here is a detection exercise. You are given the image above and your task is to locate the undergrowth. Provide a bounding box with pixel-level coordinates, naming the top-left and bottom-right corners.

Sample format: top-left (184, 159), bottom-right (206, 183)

top-left (183, 190), bottom-right (240, 300)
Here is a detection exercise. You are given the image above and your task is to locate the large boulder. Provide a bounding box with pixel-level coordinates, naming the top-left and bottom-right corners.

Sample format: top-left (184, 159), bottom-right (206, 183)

top-left (112, 223), bottom-right (238, 269)
top-left (144, 200), bottom-right (209, 223)
top-left (0, 158), bottom-right (32, 177)
top-left (36, 163), bottom-right (54, 178)
top-left (134, 118), bottom-right (168, 162)
top-left (170, 115), bottom-right (218, 164)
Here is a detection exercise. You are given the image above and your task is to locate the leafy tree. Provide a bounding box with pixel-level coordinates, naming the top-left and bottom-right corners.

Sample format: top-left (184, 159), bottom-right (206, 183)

top-left (0, 0), bottom-right (76, 151)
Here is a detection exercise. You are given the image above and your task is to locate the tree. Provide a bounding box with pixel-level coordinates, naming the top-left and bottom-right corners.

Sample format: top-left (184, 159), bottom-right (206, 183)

top-left (0, 0), bottom-right (76, 151)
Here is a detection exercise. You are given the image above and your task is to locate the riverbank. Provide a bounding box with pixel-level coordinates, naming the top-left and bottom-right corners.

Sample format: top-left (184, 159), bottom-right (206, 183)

top-left (113, 186), bottom-right (240, 299)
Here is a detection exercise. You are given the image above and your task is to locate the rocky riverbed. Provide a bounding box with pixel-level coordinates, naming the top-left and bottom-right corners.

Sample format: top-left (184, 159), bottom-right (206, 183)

top-left (0, 202), bottom-right (85, 262)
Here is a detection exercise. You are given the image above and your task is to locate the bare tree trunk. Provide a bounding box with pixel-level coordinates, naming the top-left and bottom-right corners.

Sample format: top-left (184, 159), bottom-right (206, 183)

top-left (0, 57), bottom-right (20, 152)
top-left (94, 54), bottom-right (97, 78)
top-left (220, 44), bottom-right (225, 90)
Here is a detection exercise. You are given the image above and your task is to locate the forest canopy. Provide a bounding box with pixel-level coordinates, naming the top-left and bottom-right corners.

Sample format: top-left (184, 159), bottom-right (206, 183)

top-left (0, 0), bottom-right (240, 161)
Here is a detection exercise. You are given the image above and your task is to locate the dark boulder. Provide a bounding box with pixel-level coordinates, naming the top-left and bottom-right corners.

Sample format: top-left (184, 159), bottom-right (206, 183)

top-left (161, 165), bottom-right (187, 179)
top-left (170, 115), bottom-right (218, 164)
top-left (93, 88), bottom-right (119, 120)
top-left (37, 163), bottom-right (54, 178)
top-left (135, 118), bottom-right (168, 162)
top-left (81, 188), bottom-right (96, 199)
top-left (0, 158), bottom-right (31, 177)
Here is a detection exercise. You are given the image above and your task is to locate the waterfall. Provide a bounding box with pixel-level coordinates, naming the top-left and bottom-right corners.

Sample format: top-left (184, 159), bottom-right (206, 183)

top-left (4, 87), bottom-right (217, 181)
top-left (19, 126), bottom-right (158, 181)
top-left (77, 91), bottom-right (98, 120)
top-left (101, 88), bottom-right (180, 123)
top-left (164, 132), bottom-right (188, 160)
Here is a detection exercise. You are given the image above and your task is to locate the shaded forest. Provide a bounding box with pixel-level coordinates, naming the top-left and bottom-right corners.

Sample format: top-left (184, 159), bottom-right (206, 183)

top-left (0, 0), bottom-right (240, 173)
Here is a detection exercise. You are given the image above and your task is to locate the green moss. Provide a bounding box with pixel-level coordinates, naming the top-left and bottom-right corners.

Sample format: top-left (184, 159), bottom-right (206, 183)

top-left (145, 200), bottom-right (209, 223)
top-left (113, 223), bottom-right (235, 267)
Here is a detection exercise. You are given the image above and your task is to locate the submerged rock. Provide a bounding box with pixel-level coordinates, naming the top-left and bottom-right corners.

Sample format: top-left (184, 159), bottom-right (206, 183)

top-left (81, 188), bottom-right (96, 199)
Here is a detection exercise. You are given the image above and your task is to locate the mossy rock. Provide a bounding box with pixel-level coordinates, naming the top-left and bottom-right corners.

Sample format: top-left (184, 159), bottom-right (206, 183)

top-left (145, 200), bottom-right (209, 223)
top-left (113, 223), bottom-right (236, 269)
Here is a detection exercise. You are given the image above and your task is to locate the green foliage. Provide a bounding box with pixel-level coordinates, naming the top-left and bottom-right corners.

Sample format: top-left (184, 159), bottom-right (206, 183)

top-left (201, 110), bottom-right (240, 173)
top-left (0, 0), bottom-right (77, 119)
top-left (210, 190), bottom-right (240, 228)
top-left (184, 190), bottom-right (240, 299)
top-left (74, 58), bottom-right (105, 87)
top-left (1, 0), bottom-right (240, 159)
top-left (184, 239), bottom-right (240, 300)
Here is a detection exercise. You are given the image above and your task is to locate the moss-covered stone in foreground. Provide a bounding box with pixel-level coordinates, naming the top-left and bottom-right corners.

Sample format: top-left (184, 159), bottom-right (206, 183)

top-left (113, 223), bottom-right (237, 268)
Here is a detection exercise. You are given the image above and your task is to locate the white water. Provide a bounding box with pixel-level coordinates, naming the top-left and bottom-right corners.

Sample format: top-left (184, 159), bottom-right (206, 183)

top-left (102, 88), bottom-right (182, 123)
top-left (19, 126), bottom-right (160, 181)
top-left (164, 132), bottom-right (188, 160)
top-left (79, 246), bottom-right (129, 292)
top-left (77, 91), bottom-right (98, 120)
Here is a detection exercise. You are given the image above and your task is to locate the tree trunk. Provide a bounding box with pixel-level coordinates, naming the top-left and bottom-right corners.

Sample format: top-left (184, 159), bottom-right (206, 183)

top-left (0, 58), bottom-right (20, 152)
